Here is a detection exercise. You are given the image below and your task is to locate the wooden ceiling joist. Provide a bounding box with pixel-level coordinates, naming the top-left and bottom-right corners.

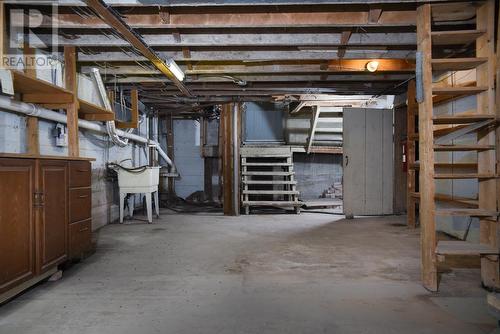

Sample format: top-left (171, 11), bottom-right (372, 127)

top-left (83, 0), bottom-right (193, 97)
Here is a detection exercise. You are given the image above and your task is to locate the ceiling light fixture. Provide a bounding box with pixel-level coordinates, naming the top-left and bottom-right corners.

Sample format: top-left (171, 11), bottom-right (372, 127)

top-left (166, 58), bottom-right (185, 81)
top-left (366, 61), bottom-right (379, 72)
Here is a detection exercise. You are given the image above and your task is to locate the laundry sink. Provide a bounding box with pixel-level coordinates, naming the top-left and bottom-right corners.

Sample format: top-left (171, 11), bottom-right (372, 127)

top-left (117, 166), bottom-right (160, 189)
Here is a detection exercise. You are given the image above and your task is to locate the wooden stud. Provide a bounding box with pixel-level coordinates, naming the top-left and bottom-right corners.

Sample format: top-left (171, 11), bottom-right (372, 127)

top-left (407, 79), bottom-right (417, 228)
top-left (417, 4), bottom-right (438, 292)
top-left (64, 46), bottom-right (79, 157)
top-left (476, 0), bottom-right (499, 289)
top-left (23, 42), bottom-right (39, 155)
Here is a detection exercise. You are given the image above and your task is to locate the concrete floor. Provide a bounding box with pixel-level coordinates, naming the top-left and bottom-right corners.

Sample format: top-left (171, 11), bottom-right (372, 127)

top-left (0, 210), bottom-right (497, 334)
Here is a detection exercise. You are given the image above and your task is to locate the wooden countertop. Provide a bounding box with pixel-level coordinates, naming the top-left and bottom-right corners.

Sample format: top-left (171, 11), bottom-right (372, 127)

top-left (0, 153), bottom-right (96, 161)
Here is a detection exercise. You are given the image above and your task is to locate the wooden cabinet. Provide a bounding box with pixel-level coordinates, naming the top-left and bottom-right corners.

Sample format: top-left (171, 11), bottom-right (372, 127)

top-left (0, 154), bottom-right (93, 302)
top-left (68, 160), bottom-right (92, 260)
top-left (37, 160), bottom-right (69, 273)
top-left (0, 159), bottom-right (36, 294)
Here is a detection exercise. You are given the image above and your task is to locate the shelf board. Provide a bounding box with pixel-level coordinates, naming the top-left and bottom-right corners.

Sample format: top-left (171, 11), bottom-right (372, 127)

top-left (242, 190), bottom-right (299, 195)
top-left (78, 99), bottom-right (114, 121)
top-left (431, 30), bottom-right (485, 46)
top-left (12, 70), bottom-right (73, 104)
top-left (431, 57), bottom-right (488, 71)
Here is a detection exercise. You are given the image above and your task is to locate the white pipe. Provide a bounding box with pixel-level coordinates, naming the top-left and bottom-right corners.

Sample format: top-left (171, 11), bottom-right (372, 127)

top-left (0, 95), bottom-right (175, 170)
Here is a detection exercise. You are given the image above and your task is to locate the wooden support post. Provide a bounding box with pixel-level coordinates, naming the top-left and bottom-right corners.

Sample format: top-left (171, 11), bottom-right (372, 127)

top-left (221, 103), bottom-right (234, 215)
top-left (407, 80), bottom-right (417, 228)
top-left (476, 0), bottom-right (499, 289)
top-left (0, 2), bottom-right (4, 67)
top-left (64, 46), bottom-right (79, 157)
top-left (417, 4), bottom-right (438, 292)
top-left (23, 43), bottom-right (39, 155)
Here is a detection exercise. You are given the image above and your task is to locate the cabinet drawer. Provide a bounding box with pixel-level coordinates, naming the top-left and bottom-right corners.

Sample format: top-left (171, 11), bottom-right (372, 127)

top-left (69, 161), bottom-right (91, 188)
top-left (69, 219), bottom-right (92, 260)
top-left (69, 188), bottom-right (91, 222)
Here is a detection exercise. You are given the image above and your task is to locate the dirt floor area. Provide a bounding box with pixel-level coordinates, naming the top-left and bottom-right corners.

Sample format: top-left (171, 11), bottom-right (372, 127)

top-left (0, 210), bottom-right (497, 334)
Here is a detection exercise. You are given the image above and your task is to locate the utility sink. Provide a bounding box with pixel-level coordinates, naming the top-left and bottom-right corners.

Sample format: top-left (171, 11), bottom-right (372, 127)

top-left (117, 166), bottom-right (160, 189)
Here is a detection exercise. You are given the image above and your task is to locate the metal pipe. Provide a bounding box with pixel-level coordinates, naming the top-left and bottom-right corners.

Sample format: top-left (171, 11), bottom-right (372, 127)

top-left (0, 95), bottom-right (175, 170)
top-left (232, 103), bottom-right (240, 215)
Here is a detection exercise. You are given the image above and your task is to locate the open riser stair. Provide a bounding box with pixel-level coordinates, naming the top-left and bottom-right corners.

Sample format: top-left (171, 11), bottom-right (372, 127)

top-left (411, 1), bottom-right (499, 292)
top-left (240, 146), bottom-right (301, 215)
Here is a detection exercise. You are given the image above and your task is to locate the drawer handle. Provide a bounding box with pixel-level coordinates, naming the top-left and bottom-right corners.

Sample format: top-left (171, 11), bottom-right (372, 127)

top-left (78, 195), bottom-right (89, 198)
top-left (79, 227), bottom-right (89, 232)
top-left (77, 169), bottom-right (89, 172)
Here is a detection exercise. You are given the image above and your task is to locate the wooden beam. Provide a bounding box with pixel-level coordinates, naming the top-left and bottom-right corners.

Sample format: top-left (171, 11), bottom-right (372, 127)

top-left (406, 79), bottom-right (417, 228)
top-left (221, 104), bottom-right (234, 215)
top-left (115, 89), bottom-right (139, 129)
top-left (417, 4), bottom-right (437, 292)
top-left (0, 2), bottom-right (4, 67)
top-left (23, 43), bottom-right (39, 155)
top-left (368, 7), bottom-right (383, 24)
top-left (476, 0), bottom-right (499, 289)
top-left (83, 0), bottom-right (193, 97)
top-left (337, 30), bottom-right (352, 59)
top-left (328, 59), bottom-right (414, 72)
top-left (64, 46), bottom-right (79, 157)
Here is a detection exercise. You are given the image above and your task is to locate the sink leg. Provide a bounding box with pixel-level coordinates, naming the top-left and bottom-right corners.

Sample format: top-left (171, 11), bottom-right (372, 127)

top-left (128, 196), bottom-right (134, 218)
top-left (154, 191), bottom-right (160, 218)
top-left (145, 192), bottom-right (153, 223)
top-left (119, 192), bottom-right (126, 224)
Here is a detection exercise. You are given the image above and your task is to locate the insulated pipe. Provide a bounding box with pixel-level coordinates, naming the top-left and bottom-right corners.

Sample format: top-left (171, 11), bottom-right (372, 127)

top-left (0, 95), bottom-right (175, 170)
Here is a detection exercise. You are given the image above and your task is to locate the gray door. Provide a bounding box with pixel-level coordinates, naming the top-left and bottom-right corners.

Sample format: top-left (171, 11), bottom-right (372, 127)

top-left (343, 108), bottom-right (393, 216)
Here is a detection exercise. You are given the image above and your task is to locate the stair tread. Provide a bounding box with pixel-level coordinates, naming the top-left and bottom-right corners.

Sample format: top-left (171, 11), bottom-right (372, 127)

top-left (431, 30), bottom-right (485, 45)
top-left (243, 190), bottom-right (299, 195)
top-left (436, 240), bottom-right (498, 256)
top-left (243, 201), bottom-right (302, 206)
top-left (435, 208), bottom-right (498, 217)
top-left (432, 86), bottom-right (488, 95)
top-left (242, 162), bottom-right (292, 166)
top-left (431, 57), bottom-right (488, 71)
top-left (434, 144), bottom-right (495, 151)
top-left (433, 114), bottom-right (496, 124)
top-left (242, 171), bottom-right (294, 175)
top-left (243, 180), bottom-right (297, 185)
top-left (314, 127), bottom-right (343, 133)
top-left (434, 173), bottom-right (496, 179)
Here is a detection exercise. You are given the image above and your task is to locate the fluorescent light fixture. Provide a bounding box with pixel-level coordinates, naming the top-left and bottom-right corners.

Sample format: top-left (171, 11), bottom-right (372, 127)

top-left (365, 61), bottom-right (379, 72)
top-left (166, 58), bottom-right (185, 81)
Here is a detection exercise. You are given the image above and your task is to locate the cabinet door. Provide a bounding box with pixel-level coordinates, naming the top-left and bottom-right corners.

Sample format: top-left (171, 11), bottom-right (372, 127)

top-left (37, 160), bottom-right (68, 273)
top-left (0, 158), bottom-right (36, 294)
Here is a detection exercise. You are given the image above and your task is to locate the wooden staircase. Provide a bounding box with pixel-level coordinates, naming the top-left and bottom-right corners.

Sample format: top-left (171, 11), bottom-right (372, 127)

top-left (306, 106), bottom-right (343, 153)
top-left (415, 0), bottom-right (499, 291)
top-left (240, 146), bottom-right (301, 215)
